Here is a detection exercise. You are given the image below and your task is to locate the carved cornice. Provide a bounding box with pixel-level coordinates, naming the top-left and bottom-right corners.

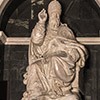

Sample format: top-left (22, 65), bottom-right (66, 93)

top-left (6, 37), bottom-right (30, 45)
top-left (0, 31), bottom-right (7, 44)
top-left (0, 31), bottom-right (100, 45)
top-left (77, 37), bottom-right (100, 45)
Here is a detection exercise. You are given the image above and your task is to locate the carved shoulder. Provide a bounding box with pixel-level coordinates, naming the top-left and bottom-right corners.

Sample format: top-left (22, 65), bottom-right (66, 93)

top-left (58, 23), bottom-right (75, 40)
top-left (31, 22), bottom-right (46, 45)
top-left (68, 48), bottom-right (80, 63)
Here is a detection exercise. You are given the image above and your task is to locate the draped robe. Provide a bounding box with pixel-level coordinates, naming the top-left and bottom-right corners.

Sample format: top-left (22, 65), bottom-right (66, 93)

top-left (22, 23), bottom-right (87, 100)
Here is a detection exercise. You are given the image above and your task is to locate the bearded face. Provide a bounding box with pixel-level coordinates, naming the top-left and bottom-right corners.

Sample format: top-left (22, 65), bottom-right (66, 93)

top-left (49, 13), bottom-right (60, 31)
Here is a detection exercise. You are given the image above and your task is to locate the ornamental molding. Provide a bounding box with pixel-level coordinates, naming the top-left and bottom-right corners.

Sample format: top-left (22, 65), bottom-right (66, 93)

top-left (0, 31), bottom-right (100, 45)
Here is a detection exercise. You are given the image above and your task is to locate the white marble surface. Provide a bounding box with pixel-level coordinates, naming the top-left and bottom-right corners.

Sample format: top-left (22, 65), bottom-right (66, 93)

top-left (0, 0), bottom-right (9, 14)
top-left (0, 31), bottom-right (100, 45)
top-left (95, 0), bottom-right (100, 7)
top-left (0, 31), bottom-right (7, 44)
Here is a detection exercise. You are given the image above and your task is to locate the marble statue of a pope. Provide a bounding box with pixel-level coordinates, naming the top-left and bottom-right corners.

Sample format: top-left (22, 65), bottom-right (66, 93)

top-left (22, 0), bottom-right (88, 100)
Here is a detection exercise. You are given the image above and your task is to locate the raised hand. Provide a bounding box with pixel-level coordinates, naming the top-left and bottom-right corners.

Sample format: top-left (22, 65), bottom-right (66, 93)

top-left (38, 9), bottom-right (47, 23)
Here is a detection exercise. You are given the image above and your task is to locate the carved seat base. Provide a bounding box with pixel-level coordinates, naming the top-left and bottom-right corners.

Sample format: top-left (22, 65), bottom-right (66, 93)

top-left (37, 93), bottom-right (80, 100)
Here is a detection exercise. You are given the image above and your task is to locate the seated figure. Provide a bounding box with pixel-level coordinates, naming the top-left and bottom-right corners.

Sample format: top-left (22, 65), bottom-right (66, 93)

top-left (22, 0), bottom-right (88, 100)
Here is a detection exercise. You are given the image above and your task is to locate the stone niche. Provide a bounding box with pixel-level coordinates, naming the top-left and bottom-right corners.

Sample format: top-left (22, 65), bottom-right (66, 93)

top-left (0, 0), bottom-right (99, 37)
top-left (0, 0), bottom-right (100, 100)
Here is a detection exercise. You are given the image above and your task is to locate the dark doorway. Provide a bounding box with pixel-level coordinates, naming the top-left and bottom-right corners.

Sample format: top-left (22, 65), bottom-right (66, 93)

top-left (0, 81), bottom-right (7, 100)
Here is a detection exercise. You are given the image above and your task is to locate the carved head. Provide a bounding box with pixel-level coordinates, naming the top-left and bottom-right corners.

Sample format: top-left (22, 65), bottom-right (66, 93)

top-left (48, 0), bottom-right (61, 16)
top-left (48, 0), bottom-right (61, 30)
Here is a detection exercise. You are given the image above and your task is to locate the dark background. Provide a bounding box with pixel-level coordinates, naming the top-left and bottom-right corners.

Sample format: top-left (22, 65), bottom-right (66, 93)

top-left (0, 0), bottom-right (100, 37)
top-left (0, 0), bottom-right (100, 100)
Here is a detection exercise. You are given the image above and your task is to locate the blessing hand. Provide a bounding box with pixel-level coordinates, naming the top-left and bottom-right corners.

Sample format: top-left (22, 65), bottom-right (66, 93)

top-left (38, 9), bottom-right (47, 23)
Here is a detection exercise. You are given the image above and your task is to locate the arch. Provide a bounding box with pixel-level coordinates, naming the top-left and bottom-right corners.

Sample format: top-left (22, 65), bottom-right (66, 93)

top-left (87, 0), bottom-right (100, 17)
top-left (0, 0), bottom-right (9, 14)
top-left (0, 0), bottom-right (99, 35)
top-left (0, 0), bottom-right (26, 32)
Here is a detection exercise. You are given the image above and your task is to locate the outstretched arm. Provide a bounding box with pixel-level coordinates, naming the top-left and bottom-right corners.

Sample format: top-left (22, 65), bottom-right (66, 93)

top-left (31, 9), bottom-right (47, 45)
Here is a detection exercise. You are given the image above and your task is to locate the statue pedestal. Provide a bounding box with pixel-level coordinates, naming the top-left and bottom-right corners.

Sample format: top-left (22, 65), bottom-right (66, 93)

top-left (37, 94), bottom-right (80, 100)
